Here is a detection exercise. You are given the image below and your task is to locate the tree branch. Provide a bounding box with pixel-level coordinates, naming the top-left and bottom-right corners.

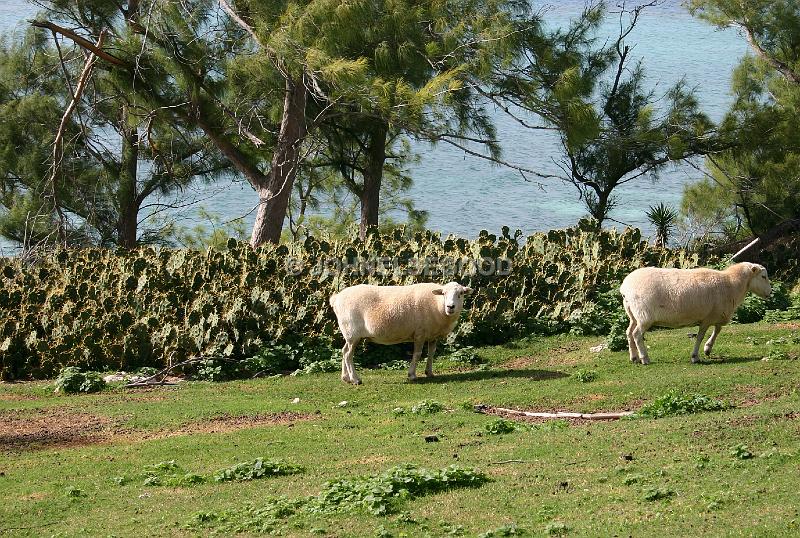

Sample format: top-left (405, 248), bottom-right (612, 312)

top-left (30, 20), bottom-right (127, 67)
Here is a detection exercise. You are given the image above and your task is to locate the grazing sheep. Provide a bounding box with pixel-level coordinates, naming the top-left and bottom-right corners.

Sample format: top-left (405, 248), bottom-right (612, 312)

top-left (329, 282), bottom-right (473, 384)
top-left (619, 262), bottom-right (772, 364)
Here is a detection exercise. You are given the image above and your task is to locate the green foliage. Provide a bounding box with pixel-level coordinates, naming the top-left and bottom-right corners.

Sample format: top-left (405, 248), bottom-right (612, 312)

top-left (484, 418), bottom-right (519, 435)
top-left (568, 287), bottom-right (624, 337)
top-left (480, 523), bottom-right (528, 537)
top-left (730, 444), bottom-right (754, 460)
top-left (0, 226), bottom-right (705, 379)
top-left (646, 203), bottom-right (679, 247)
top-left (687, 1), bottom-right (800, 237)
top-left (445, 346), bottom-right (486, 366)
top-left (310, 464), bottom-right (488, 516)
top-left (410, 400), bottom-right (445, 415)
top-left (544, 521), bottom-right (570, 536)
top-left (572, 369), bottom-right (598, 383)
top-left (643, 487), bottom-right (675, 502)
top-left (733, 295), bottom-right (768, 324)
top-left (53, 367), bottom-right (106, 394)
top-left (142, 461), bottom-right (205, 487)
top-left (491, 3), bottom-right (715, 226)
top-left (735, 281), bottom-right (793, 324)
top-left (637, 391), bottom-right (731, 419)
top-left (213, 459), bottom-right (303, 482)
top-left (127, 458), bottom-right (301, 488)
top-left (606, 311), bottom-right (630, 352)
top-left (191, 497), bottom-right (306, 534)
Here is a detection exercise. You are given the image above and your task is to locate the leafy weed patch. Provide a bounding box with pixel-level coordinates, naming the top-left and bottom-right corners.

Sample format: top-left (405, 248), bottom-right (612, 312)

top-left (214, 458), bottom-right (303, 482)
top-left (190, 464), bottom-right (489, 533)
top-left (636, 391), bottom-right (731, 418)
top-left (311, 464), bottom-right (488, 515)
top-left (115, 458), bottom-right (301, 488)
top-left (394, 400), bottom-right (446, 415)
top-left (54, 367), bottom-right (106, 394)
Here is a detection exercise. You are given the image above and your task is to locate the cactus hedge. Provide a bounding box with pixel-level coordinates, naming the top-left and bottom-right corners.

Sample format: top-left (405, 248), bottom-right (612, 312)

top-left (0, 224), bottom-right (704, 379)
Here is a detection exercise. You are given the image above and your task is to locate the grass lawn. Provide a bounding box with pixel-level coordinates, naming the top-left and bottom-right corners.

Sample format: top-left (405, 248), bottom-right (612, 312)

top-left (1, 322), bottom-right (799, 537)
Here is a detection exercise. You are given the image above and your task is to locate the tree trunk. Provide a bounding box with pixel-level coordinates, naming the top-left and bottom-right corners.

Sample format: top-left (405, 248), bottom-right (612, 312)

top-left (359, 124), bottom-right (386, 240)
top-left (250, 75), bottom-right (307, 247)
top-left (117, 113), bottom-right (139, 248)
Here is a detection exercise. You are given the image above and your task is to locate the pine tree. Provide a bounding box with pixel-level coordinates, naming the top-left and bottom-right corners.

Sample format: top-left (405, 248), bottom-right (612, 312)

top-left (687, 0), bottom-right (800, 243)
top-left (486, 2), bottom-right (715, 227)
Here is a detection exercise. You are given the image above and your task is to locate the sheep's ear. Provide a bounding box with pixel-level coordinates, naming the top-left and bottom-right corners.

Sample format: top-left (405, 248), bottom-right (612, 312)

top-left (463, 287), bottom-right (474, 295)
top-left (751, 265), bottom-right (760, 273)
top-left (431, 288), bottom-right (444, 296)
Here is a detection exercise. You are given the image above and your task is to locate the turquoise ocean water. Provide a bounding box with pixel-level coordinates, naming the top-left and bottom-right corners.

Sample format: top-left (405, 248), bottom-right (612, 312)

top-left (0, 1), bottom-right (749, 250)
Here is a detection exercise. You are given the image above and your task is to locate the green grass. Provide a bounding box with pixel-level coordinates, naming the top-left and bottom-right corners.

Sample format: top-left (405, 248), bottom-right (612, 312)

top-left (1, 322), bottom-right (799, 537)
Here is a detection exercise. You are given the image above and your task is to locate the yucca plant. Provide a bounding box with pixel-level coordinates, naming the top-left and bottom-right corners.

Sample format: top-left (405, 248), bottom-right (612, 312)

top-left (646, 203), bottom-right (679, 248)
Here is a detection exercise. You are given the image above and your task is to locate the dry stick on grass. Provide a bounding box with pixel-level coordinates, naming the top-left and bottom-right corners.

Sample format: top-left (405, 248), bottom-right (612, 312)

top-left (124, 356), bottom-right (202, 388)
top-left (124, 356), bottom-right (248, 388)
top-left (475, 404), bottom-right (634, 420)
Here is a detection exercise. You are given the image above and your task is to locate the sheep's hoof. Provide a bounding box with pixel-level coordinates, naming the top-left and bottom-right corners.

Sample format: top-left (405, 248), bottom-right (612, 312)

top-left (351, 377), bottom-right (362, 385)
top-left (629, 356), bottom-right (639, 363)
top-left (640, 357), bottom-right (650, 365)
top-left (407, 375), bottom-right (418, 382)
top-left (425, 371), bottom-right (435, 378)
top-left (691, 355), bottom-right (699, 364)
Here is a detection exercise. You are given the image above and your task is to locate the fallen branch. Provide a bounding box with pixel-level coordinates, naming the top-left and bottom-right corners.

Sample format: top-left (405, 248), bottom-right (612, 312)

top-left (474, 404), bottom-right (634, 420)
top-left (490, 459), bottom-right (525, 465)
top-left (124, 356), bottom-right (204, 388)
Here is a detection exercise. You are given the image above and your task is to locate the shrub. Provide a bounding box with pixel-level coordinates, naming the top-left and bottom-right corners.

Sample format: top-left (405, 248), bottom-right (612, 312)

top-left (733, 294), bottom-right (767, 323)
top-left (54, 367), bottom-right (106, 394)
top-left (606, 311), bottom-right (629, 351)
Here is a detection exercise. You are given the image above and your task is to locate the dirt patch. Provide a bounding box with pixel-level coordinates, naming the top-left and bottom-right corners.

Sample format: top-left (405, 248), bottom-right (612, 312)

top-left (501, 342), bottom-right (589, 369)
top-left (0, 408), bottom-right (114, 451)
top-left (734, 385), bottom-right (786, 407)
top-left (19, 492), bottom-right (48, 501)
top-left (774, 322), bottom-right (800, 330)
top-left (152, 412), bottom-right (311, 438)
top-left (0, 409), bottom-right (314, 452)
top-left (727, 412), bottom-right (799, 427)
top-left (0, 393), bottom-right (40, 402)
top-left (568, 393), bottom-right (608, 406)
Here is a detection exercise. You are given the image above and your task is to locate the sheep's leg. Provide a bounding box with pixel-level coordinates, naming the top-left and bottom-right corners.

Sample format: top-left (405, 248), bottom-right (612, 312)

top-left (425, 340), bottom-right (437, 377)
top-left (704, 325), bottom-right (722, 356)
top-left (623, 302), bottom-right (639, 363)
top-left (632, 321), bottom-right (650, 365)
top-left (691, 325), bottom-right (709, 364)
top-left (340, 342), bottom-right (350, 382)
top-left (341, 339), bottom-right (361, 385)
top-left (408, 340), bottom-right (424, 381)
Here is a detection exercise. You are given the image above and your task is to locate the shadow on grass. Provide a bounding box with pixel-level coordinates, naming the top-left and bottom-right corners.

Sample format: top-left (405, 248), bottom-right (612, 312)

top-left (696, 355), bottom-right (764, 366)
top-left (411, 368), bottom-right (568, 384)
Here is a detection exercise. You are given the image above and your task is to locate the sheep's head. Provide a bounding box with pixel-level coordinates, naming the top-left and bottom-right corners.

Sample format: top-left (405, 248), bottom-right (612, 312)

top-left (432, 282), bottom-right (473, 316)
top-left (747, 263), bottom-right (772, 298)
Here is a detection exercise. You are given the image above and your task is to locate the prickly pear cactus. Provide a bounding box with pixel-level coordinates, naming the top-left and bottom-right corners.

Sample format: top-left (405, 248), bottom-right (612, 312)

top-left (0, 226), bottom-right (705, 379)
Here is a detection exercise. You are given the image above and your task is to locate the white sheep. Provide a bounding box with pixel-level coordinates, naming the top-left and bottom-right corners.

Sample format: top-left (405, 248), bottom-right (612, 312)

top-left (329, 282), bottom-right (473, 384)
top-left (619, 262), bottom-right (772, 364)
